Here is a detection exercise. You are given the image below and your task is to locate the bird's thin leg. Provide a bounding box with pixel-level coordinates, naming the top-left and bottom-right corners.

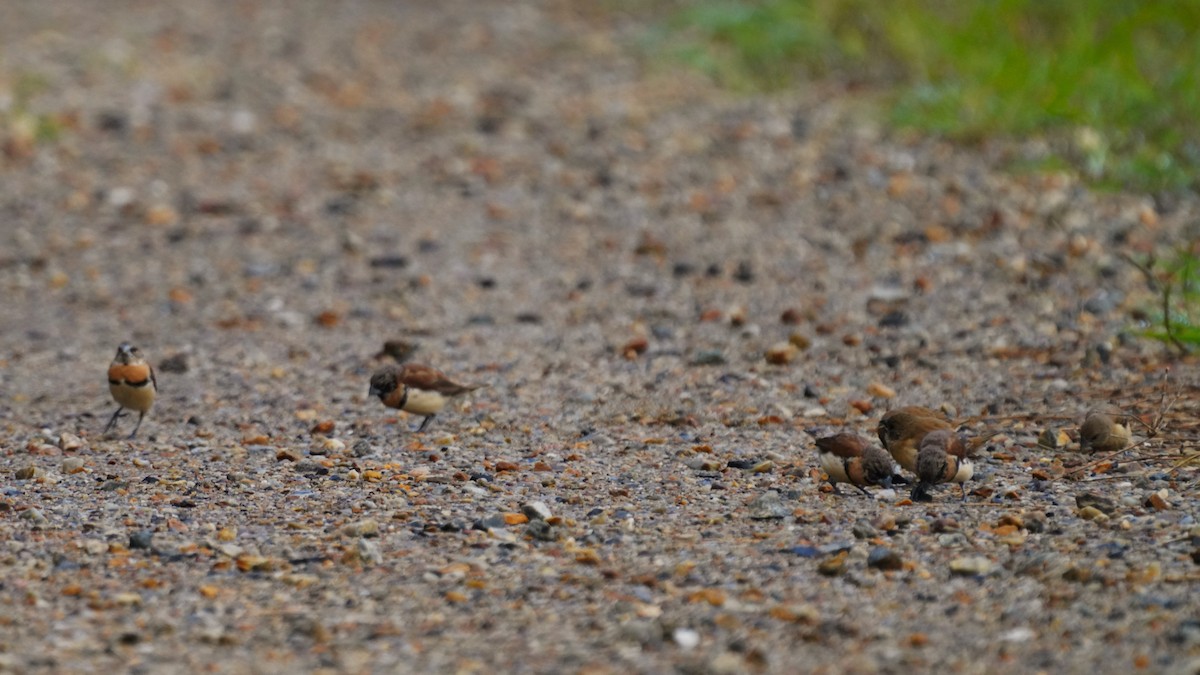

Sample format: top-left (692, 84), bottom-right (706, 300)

top-left (416, 415), bottom-right (434, 433)
top-left (855, 485), bottom-right (873, 497)
top-left (104, 407), bottom-right (124, 433)
top-left (128, 411), bottom-right (145, 439)
top-left (960, 483), bottom-right (968, 501)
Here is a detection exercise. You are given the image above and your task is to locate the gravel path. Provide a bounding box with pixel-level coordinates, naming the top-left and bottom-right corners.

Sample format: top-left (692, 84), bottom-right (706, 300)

top-left (1, 2), bottom-right (1198, 673)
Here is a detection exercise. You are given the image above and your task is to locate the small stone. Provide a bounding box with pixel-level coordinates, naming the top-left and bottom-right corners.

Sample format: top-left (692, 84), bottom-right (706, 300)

top-left (937, 533), bottom-right (970, 547)
top-left (158, 352), bottom-right (190, 373)
top-left (1076, 493), bottom-right (1117, 515)
top-left (1079, 506), bottom-right (1109, 522)
top-left (129, 530), bottom-right (154, 550)
top-left (788, 546), bottom-right (820, 558)
top-left (21, 508), bottom-right (48, 524)
top-left (691, 350), bottom-right (726, 366)
top-left (747, 490), bottom-right (790, 520)
top-left (341, 519), bottom-right (379, 538)
top-left (521, 501), bottom-right (553, 521)
top-left (1063, 565), bottom-right (1093, 583)
top-left (788, 333), bottom-right (811, 350)
top-left (867, 547), bottom-right (903, 571)
top-left (673, 627), bottom-right (701, 650)
top-left (62, 457), bottom-right (86, 474)
top-left (709, 652), bottom-right (745, 675)
top-left (818, 553), bottom-right (847, 577)
top-left (526, 520), bottom-right (558, 542)
top-left (769, 604), bottom-right (820, 624)
top-left (849, 399), bottom-right (873, 414)
top-left (1037, 427), bottom-right (1071, 450)
top-left (1146, 491), bottom-right (1170, 511)
top-left (352, 440), bottom-right (373, 457)
top-left (852, 521), bottom-right (879, 539)
top-left (377, 339), bottom-right (418, 361)
top-left (474, 514), bottom-right (508, 531)
top-left (58, 432), bottom-right (85, 451)
top-left (113, 592), bottom-right (143, 606)
top-left (765, 341), bottom-right (798, 365)
top-left (621, 336), bottom-right (649, 359)
top-left (865, 382), bottom-right (895, 399)
top-left (949, 556), bottom-right (993, 576)
top-left (356, 538), bottom-right (383, 565)
top-left (751, 460), bottom-right (775, 473)
top-left (1000, 627), bottom-right (1037, 643)
top-left (14, 465), bottom-right (38, 480)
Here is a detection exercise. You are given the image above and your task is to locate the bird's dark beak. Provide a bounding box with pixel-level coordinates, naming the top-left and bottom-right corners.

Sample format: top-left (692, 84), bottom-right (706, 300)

top-left (368, 385), bottom-right (381, 398)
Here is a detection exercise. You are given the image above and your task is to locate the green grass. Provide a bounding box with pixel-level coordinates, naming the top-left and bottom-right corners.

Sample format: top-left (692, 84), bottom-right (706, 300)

top-left (1134, 245), bottom-right (1200, 352)
top-left (663, 0), bottom-right (1200, 192)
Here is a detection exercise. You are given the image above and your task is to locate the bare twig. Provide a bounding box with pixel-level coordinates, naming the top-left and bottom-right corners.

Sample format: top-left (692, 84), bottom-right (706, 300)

top-left (1065, 441), bottom-right (1142, 476)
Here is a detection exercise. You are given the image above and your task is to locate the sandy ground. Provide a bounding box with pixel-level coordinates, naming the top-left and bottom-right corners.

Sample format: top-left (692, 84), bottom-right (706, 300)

top-left (1, 2), bottom-right (1199, 673)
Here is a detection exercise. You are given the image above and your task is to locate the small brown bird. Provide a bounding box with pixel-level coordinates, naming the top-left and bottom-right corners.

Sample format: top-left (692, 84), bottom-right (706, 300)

top-left (1079, 412), bottom-right (1132, 453)
top-left (105, 342), bottom-right (157, 438)
top-left (816, 433), bottom-right (903, 496)
top-left (911, 429), bottom-right (974, 501)
top-left (877, 406), bottom-right (953, 473)
top-left (368, 363), bottom-right (483, 432)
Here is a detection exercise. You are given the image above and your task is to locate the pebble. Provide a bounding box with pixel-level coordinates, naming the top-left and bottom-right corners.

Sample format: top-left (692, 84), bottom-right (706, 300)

top-left (818, 554), bottom-right (847, 576)
top-left (747, 491), bottom-right (790, 520)
top-left (788, 546), bottom-right (820, 558)
top-left (521, 501), bottom-right (553, 521)
top-left (937, 533), bottom-right (970, 547)
top-left (1079, 506), bottom-right (1110, 522)
top-left (751, 460), bottom-right (775, 473)
top-left (852, 521), bottom-right (879, 539)
top-left (672, 627), bottom-right (700, 650)
top-left (62, 457), bottom-right (85, 474)
top-left (474, 514), bottom-right (509, 531)
top-left (356, 538), bottom-right (383, 565)
top-left (341, 519), bottom-right (379, 538)
top-left (527, 520), bottom-right (558, 542)
top-left (765, 341), bottom-right (798, 365)
top-left (867, 547), bottom-right (904, 571)
top-left (129, 530), bottom-right (155, 550)
top-left (21, 508), bottom-right (47, 524)
top-left (1077, 493), bottom-right (1117, 514)
top-left (14, 465), bottom-right (38, 480)
top-left (690, 350), bottom-right (727, 366)
top-left (351, 440), bottom-right (374, 457)
top-left (1146, 490), bottom-right (1170, 511)
top-left (819, 542), bottom-right (854, 555)
top-left (949, 556), bottom-right (993, 576)
top-left (866, 382), bottom-right (896, 398)
top-left (57, 432), bottom-right (85, 451)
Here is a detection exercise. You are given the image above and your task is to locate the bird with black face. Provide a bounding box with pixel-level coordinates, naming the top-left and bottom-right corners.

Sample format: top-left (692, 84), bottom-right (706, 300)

top-left (911, 429), bottom-right (974, 502)
top-left (815, 432), bottom-right (905, 497)
top-left (105, 342), bottom-right (157, 438)
top-left (368, 363), bottom-right (482, 432)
